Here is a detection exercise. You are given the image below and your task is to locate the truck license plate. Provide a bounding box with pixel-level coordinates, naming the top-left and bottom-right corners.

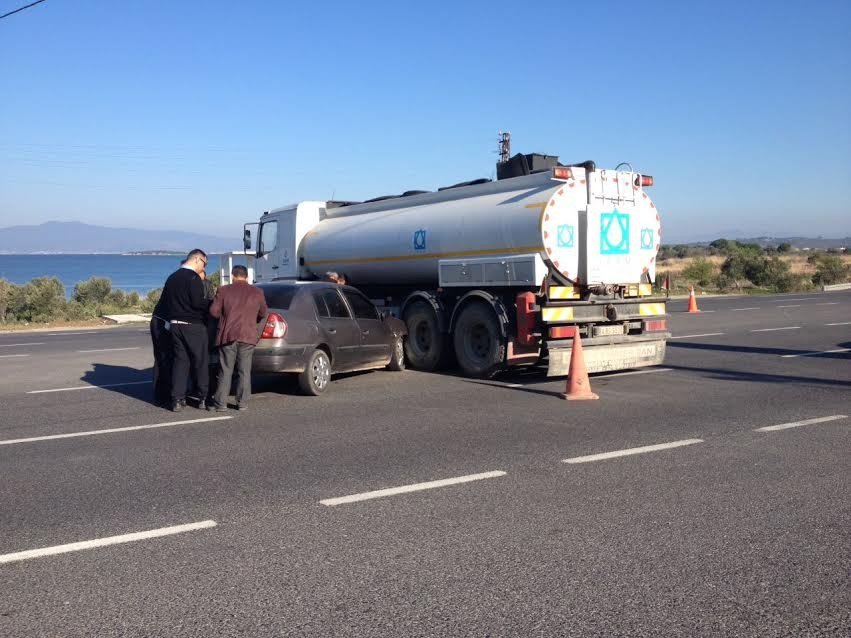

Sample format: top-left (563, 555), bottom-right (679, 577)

top-left (594, 324), bottom-right (625, 337)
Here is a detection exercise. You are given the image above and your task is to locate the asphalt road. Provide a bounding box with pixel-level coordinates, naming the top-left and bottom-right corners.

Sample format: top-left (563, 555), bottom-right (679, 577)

top-left (1, 290), bottom-right (849, 637)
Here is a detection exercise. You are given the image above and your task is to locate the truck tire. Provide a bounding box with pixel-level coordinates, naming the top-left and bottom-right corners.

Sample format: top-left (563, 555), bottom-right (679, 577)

top-left (453, 302), bottom-right (506, 378)
top-left (299, 348), bottom-right (331, 395)
top-left (386, 336), bottom-right (406, 371)
top-left (403, 301), bottom-right (445, 371)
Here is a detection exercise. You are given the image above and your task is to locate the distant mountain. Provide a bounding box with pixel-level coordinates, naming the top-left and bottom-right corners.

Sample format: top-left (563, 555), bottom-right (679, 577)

top-left (0, 221), bottom-right (236, 254)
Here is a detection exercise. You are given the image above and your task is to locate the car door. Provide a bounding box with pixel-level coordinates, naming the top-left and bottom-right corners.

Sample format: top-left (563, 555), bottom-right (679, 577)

top-left (342, 288), bottom-right (391, 367)
top-left (312, 288), bottom-right (361, 372)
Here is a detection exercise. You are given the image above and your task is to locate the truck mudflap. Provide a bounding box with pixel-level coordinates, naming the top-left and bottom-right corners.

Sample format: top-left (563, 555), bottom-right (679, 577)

top-left (545, 333), bottom-right (668, 376)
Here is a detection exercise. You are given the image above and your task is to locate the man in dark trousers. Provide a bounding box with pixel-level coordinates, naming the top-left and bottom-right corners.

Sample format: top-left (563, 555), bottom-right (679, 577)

top-left (208, 265), bottom-right (268, 412)
top-left (158, 249), bottom-right (211, 411)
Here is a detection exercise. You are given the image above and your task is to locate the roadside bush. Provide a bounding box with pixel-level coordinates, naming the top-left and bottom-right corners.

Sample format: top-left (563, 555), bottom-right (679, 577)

top-left (16, 277), bottom-right (66, 322)
top-left (141, 288), bottom-right (162, 313)
top-left (73, 277), bottom-right (112, 306)
top-left (812, 254), bottom-right (848, 286)
top-left (681, 257), bottom-right (715, 287)
top-left (0, 279), bottom-right (16, 322)
top-left (64, 300), bottom-right (99, 321)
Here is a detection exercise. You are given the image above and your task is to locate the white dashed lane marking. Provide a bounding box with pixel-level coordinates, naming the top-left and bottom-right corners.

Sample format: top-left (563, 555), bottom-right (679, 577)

top-left (563, 439), bottom-right (704, 464)
top-left (754, 415), bottom-right (847, 432)
top-left (0, 416), bottom-right (232, 446)
top-left (750, 326), bottom-right (800, 332)
top-left (731, 307), bottom-right (760, 311)
top-left (669, 333), bottom-right (724, 339)
top-left (0, 520), bottom-right (217, 565)
top-left (320, 471), bottom-right (507, 506)
top-left (781, 348), bottom-right (851, 359)
top-left (27, 380), bottom-right (151, 394)
top-left (77, 347), bottom-right (141, 353)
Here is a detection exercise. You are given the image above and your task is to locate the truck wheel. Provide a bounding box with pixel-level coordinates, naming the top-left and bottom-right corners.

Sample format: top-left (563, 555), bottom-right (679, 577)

top-left (387, 336), bottom-right (406, 371)
top-left (299, 349), bottom-right (331, 395)
top-left (403, 301), bottom-right (445, 371)
top-left (453, 302), bottom-right (506, 378)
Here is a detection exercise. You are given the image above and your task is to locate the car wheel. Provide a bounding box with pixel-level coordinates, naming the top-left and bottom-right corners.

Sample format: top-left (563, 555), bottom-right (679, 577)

top-left (453, 302), bottom-right (506, 378)
top-left (387, 336), bottom-right (406, 371)
top-left (299, 349), bottom-right (332, 395)
top-left (403, 301), bottom-right (445, 371)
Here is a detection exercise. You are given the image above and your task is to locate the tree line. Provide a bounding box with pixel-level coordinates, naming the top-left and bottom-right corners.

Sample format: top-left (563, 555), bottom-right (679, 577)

top-left (660, 240), bottom-right (849, 293)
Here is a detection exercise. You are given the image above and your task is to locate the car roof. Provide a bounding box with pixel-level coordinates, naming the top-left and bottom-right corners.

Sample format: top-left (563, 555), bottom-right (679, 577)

top-left (256, 281), bottom-right (359, 293)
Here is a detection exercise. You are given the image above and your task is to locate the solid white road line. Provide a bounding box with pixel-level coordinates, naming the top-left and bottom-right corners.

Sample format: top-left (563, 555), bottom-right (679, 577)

top-left (754, 415), bottom-right (847, 432)
top-left (563, 438), bottom-right (704, 464)
top-left (669, 333), bottom-right (724, 339)
top-left (0, 416), bottom-right (232, 446)
top-left (0, 354), bottom-right (31, 359)
top-left (777, 304), bottom-right (801, 308)
top-left (732, 307), bottom-right (760, 311)
top-left (817, 302), bottom-right (839, 306)
top-left (599, 368), bottom-right (673, 378)
top-left (77, 347), bottom-right (141, 353)
top-left (750, 326), bottom-right (800, 332)
top-left (0, 520), bottom-right (217, 565)
top-left (320, 470), bottom-right (506, 506)
top-left (0, 342), bottom-right (45, 348)
top-left (27, 380), bottom-right (151, 394)
top-left (777, 298), bottom-right (817, 302)
top-left (781, 348), bottom-right (851, 359)
top-left (826, 321), bottom-right (851, 326)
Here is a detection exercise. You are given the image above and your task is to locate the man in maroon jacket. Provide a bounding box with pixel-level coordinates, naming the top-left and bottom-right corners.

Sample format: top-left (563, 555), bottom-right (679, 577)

top-left (208, 266), bottom-right (268, 411)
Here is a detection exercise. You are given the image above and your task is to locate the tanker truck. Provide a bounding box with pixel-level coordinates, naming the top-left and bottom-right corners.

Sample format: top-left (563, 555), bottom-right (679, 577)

top-left (238, 152), bottom-right (669, 378)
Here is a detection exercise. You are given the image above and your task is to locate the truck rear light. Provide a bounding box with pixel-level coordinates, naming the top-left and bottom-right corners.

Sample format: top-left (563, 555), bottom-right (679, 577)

top-left (261, 313), bottom-right (288, 339)
top-left (552, 167), bottom-right (573, 180)
top-left (635, 175), bottom-right (654, 187)
top-left (549, 326), bottom-right (576, 339)
top-left (644, 319), bottom-right (667, 332)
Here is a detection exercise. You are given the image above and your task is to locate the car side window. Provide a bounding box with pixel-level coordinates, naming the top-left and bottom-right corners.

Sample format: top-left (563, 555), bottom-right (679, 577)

top-left (313, 292), bottom-right (330, 318)
top-left (320, 289), bottom-right (351, 318)
top-left (343, 290), bottom-right (380, 320)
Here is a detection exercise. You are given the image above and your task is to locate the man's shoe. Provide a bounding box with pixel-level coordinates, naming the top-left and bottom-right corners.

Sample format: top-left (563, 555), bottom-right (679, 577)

top-left (171, 401), bottom-right (184, 413)
top-left (237, 405), bottom-right (248, 412)
top-left (207, 404), bottom-right (228, 412)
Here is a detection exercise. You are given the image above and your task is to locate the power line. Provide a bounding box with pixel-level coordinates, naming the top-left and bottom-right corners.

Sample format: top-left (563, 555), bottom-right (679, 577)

top-left (0, 0), bottom-right (48, 21)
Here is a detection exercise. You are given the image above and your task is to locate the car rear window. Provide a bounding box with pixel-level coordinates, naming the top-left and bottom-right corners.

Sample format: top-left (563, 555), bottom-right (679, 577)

top-left (259, 285), bottom-right (298, 310)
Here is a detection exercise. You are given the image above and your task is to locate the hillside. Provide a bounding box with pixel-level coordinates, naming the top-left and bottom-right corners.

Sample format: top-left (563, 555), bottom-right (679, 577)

top-left (0, 221), bottom-right (235, 254)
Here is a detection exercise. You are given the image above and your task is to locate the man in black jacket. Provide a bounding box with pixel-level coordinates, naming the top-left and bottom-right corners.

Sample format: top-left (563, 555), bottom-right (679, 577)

top-left (157, 249), bottom-right (211, 411)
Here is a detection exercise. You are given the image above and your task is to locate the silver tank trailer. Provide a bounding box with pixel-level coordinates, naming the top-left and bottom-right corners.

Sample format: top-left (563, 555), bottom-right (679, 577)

top-left (301, 171), bottom-right (583, 286)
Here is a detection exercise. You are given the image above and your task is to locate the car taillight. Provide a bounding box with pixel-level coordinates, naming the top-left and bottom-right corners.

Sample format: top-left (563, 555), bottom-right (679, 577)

top-left (261, 313), bottom-right (287, 339)
top-left (644, 319), bottom-right (667, 332)
top-left (552, 167), bottom-right (573, 180)
top-left (635, 174), bottom-right (654, 187)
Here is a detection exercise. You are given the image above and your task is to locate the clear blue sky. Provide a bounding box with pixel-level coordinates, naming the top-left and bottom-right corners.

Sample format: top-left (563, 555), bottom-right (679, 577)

top-left (1, 0), bottom-right (849, 243)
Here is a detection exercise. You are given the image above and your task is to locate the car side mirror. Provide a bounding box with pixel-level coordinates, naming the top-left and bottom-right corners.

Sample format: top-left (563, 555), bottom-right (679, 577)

top-left (243, 229), bottom-right (252, 251)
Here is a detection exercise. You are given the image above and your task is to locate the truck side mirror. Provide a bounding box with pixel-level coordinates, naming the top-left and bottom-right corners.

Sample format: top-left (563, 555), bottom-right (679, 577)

top-left (243, 229), bottom-right (252, 251)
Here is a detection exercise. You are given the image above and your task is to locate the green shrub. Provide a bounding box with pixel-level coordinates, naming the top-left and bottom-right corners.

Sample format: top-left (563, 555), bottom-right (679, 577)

top-left (73, 277), bottom-right (112, 306)
top-left (681, 258), bottom-right (715, 287)
top-left (812, 254), bottom-right (848, 286)
top-left (141, 288), bottom-right (162, 313)
top-left (0, 279), bottom-right (17, 322)
top-left (16, 277), bottom-right (66, 322)
top-left (64, 300), bottom-right (99, 321)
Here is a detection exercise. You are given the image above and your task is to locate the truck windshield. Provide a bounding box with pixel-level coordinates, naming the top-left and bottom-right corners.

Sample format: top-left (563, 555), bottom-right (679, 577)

top-left (259, 285), bottom-right (297, 310)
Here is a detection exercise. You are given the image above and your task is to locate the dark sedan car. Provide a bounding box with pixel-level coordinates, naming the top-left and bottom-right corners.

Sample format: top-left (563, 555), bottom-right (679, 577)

top-left (253, 281), bottom-right (407, 394)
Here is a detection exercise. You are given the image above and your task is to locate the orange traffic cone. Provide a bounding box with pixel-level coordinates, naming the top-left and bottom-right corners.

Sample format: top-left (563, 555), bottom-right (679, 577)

top-left (561, 330), bottom-right (599, 401)
top-left (687, 286), bottom-right (700, 313)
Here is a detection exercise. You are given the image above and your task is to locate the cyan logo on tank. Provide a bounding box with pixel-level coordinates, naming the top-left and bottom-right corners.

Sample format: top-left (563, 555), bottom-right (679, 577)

top-left (586, 202), bottom-right (659, 284)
